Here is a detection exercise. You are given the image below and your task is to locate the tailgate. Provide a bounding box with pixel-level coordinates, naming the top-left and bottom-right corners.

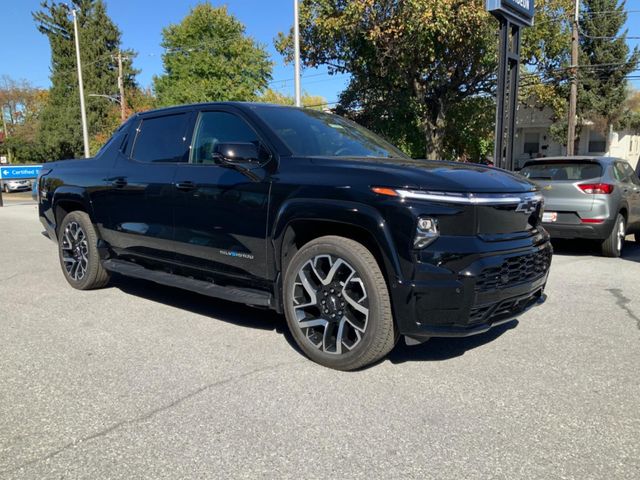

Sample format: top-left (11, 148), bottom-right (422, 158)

top-left (537, 180), bottom-right (595, 213)
top-left (521, 160), bottom-right (603, 216)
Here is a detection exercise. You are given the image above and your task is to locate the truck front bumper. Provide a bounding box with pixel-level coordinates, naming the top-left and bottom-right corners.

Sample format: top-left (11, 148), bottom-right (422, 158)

top-left (393, 238), bottom-right (552, 341)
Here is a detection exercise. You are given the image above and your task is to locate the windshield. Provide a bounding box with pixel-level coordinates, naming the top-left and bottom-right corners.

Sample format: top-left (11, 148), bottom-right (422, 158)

top-left (520, 161), bottom-right (602, 181)
top-left (252, 106), bottom-right (408, 159)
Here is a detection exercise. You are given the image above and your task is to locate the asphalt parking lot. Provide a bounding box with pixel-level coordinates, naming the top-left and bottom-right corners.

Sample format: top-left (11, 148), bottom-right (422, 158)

top-left (1, 203), bottom-right (639, 479)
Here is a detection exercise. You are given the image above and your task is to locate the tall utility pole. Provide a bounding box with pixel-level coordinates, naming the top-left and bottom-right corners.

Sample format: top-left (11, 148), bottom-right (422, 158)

top-left (567, 0), bottom-right (580, 156)
top-left (117, 51), bottom-right (126, 122)
top-left (0, 106), bottom-right (5, 207)
top-left (293, 0), bottom-right (302, 107)
top-left (71, 8), bottom-right (90, 158)
top-left (1, 105), bottom-right (11, 163)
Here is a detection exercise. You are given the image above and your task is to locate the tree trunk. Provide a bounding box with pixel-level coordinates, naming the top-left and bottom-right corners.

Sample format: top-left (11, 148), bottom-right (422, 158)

top-left (424, 98), bottom-right (446, 160)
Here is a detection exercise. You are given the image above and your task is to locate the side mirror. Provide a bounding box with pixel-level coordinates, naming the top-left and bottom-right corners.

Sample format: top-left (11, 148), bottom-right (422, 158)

top-left (214, 142), bottom-right (260, 165)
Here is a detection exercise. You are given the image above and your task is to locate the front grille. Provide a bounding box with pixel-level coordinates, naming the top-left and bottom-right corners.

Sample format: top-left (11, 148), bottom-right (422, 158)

top-left (475, 249), bottom-right (551, 292)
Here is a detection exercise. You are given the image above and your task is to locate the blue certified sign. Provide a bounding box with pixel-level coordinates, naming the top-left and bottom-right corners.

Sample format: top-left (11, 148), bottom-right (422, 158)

top-left (0, 165), bottom-right (43, 180)
top-left (486, 0), bottom-right (535, 26)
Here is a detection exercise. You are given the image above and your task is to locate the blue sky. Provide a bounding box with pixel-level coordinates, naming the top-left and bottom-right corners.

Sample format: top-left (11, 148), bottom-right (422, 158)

top-left (1, 0), bottom-right (350, 102)
top-left (1, 0), bottom-right (638, 99)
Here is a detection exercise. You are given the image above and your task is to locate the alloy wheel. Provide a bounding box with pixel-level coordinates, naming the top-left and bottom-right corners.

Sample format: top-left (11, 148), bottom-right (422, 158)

top-left (61, 221), bottom-right (90, 281)
top-left (292, 254), bottom-right (369, 355)
top-left (617, 218), bottom-right (626, 254)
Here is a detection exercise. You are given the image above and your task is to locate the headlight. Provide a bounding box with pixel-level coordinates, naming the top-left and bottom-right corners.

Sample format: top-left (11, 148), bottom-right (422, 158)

top-left (414, 216), bottom-right (439, 249)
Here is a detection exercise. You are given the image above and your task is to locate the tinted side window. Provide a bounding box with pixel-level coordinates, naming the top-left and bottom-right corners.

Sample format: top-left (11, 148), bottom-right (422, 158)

top-left (613, 163), bottom-right (629, 182)
top-left (621, 162), bottom-right (640, 186)
top-left (192, 111), bottom-right (268, 164)
top-left (132, 113), bottom-right (190, 163)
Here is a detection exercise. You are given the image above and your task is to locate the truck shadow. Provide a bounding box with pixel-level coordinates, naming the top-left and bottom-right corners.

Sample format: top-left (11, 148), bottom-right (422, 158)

top-left (110, 274), bottom-right (302, 354)
top-left (386, 320), bottom-right (519, 365)
top-left (111, 274), bottom-right (518, 366)
top-left (551, 238), bottom-right (640, 263)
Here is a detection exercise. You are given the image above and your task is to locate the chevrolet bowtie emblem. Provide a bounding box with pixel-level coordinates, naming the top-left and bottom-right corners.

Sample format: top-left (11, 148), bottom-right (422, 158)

top-left (515, 198), bottom-right (539, 215)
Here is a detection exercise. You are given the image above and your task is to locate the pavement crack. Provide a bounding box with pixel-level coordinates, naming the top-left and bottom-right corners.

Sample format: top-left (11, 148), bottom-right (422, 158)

top-left (607, 288), bottom-right (640, 330)
top-left (1, 361), bottom-right (294, 475)
top-left (0, 273), bottom-right (22, 284)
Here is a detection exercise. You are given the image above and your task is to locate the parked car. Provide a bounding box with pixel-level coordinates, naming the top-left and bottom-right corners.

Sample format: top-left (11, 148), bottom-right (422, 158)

top-left (2, 179), bottom-right (31, 193)
top-left (520, 156), bottom-right (640, 257)
top-left (37, 103), bottom-right (552, 370)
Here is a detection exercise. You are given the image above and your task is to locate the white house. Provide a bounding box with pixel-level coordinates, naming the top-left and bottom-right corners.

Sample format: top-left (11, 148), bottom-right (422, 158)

top-left (514, 104), bottom-right (640, 171)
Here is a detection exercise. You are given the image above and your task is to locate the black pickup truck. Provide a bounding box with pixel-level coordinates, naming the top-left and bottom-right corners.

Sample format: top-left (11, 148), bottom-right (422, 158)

top-left (37, 102), bottom-right (552, 370)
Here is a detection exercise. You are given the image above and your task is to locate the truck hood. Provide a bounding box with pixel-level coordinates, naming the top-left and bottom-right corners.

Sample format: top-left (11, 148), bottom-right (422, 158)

top-left (310, 157), bottom-right (537, 194)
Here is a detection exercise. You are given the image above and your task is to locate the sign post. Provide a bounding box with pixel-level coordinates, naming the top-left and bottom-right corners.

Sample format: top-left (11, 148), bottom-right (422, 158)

top-left (486, 0), bottom-right (535, 171)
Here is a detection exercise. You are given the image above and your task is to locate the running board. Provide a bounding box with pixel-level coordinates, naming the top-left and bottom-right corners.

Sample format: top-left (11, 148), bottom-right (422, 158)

top-left (102, 259), bottom-right (272, 307)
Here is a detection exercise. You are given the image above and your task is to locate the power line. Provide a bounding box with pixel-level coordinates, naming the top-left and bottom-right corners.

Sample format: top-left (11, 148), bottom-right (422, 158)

top-left (268, 71), bottom-right (333, 85)
top-left (581, 9), bottom-right (640, 16)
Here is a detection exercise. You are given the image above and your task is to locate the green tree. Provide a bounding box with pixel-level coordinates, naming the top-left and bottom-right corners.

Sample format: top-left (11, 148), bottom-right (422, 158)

top-left (520, 0), bottom-right (573, 146)
top-left (278, 0), bottom-right (574, 159)
top-left (258, 88), bottom-right (327, 109)
top-left (154, 4), bottom-right (273, 106)
top-left (0, 76), bottom-right (49, 163)
top-left (33, 0), bottom-right (136, 159)
top-left (443, 96), bottom-right (496, 161)
top-left (578, 0), bottom-right (640, 148)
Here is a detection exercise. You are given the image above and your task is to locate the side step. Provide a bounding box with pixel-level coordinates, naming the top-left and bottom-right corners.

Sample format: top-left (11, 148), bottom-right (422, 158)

top-left (102, 259), bottom-right (272, 307)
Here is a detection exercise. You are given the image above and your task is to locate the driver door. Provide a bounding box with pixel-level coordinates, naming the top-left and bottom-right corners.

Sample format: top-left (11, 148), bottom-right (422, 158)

top-left (172, 108), bottom-right (274, 285)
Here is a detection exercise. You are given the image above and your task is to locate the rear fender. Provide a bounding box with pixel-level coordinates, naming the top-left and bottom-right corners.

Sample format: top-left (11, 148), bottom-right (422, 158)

top-left (47, 186), bottom-right (95, 235)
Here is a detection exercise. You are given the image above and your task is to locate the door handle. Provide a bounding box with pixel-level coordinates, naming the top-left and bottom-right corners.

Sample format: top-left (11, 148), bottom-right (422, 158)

top-left (112, 178), bottom-right (127, 188)
top-left (175, 181), bottom-right (196, 191)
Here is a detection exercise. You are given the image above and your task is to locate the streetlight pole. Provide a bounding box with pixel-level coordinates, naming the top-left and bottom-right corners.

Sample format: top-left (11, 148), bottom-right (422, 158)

top-left (567, 0), bottom-right (580, 156)
top-left (293, 0), bottom-right (302, 107)
top-left (70, 7), bottom-right (90, 158)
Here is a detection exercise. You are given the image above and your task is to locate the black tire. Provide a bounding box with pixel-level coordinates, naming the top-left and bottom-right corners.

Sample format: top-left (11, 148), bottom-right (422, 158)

top-left (601, 213), bottom-right (626, 258)
top-left (283, 236), bottom-right (396, 371)
top-left (635, 232), bottom-right (640, 245)
top-left (58, 211), bottom-right (110, 290)
top-left (3, 184), bottom-right (8, 193)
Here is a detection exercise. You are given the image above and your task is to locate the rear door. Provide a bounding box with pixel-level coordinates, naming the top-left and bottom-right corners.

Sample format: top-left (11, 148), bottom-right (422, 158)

top-left (100, 110), bottom-right (193, 262)
top-left (172, 108), bottom-right (273, 285)
top-left (618, 162), bottom-right (640, 228)
top-left (521, 160), bottom-right (603, 225)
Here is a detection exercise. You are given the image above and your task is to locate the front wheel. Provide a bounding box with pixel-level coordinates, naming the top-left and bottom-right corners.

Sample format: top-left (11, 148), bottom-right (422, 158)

top-left (58, 211), bottom-right (111, 290)
top-left (283, 236), bottom-right (396, 371)
top-left (601, 213), bottom-right (626, 258)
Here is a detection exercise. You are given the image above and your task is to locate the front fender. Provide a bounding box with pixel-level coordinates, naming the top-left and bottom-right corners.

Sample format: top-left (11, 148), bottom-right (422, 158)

top-left (270, 198), bottom-right (404, 285)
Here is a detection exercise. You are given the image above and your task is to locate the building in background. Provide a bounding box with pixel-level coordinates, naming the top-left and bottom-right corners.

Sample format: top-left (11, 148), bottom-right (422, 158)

top-left (514, 104), bottom-right (640, 171)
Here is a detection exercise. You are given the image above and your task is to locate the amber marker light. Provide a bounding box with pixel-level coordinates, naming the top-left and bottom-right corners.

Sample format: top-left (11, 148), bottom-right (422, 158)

top-left (371, 187), bottom-right (399, 197)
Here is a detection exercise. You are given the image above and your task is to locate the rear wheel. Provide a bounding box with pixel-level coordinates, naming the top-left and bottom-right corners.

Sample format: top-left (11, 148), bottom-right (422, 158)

top-left (601, 213), bottom-right (626, 258)
top-left (58, 211), bottom-right (111, 290)
top-left (283, 236), bottom-right (396, 371)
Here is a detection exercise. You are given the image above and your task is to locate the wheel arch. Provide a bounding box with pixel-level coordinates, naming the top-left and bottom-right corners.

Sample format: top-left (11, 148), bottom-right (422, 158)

top-left (618, 206), bottom-right (628, 223)
top-left (270, 199), bottom-right (404, 313)
top-left (51, 187), bottom-right (94, 236)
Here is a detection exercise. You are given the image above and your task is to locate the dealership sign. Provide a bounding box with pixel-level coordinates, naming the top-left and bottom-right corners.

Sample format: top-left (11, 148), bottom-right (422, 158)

top-left (0, 165), bottom-right (43, 180)
top-left (486, 0), bottom-right (535, 26)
